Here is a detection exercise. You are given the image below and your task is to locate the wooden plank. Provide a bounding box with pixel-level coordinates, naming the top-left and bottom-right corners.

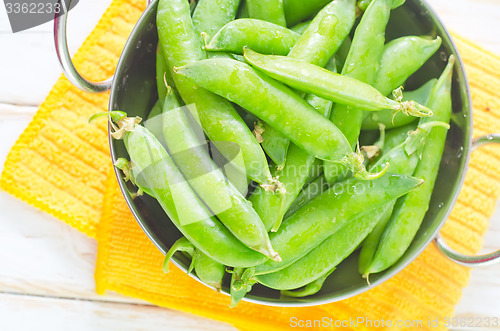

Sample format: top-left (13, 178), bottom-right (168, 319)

top-left (454, 206), bottom-right (500, 317)
top-left (0, 103), bottom-right (148, 305)
top-left (0, 0), bottom-right (113, 106)
top-left (0, 293), bottom-right (236, 331)
top-left (430, 0), bottom-right (500, 55)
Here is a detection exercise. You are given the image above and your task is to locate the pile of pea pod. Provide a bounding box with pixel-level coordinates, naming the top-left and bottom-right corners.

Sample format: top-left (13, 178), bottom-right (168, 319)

top-left (104, 0), bottom-right (456, 307)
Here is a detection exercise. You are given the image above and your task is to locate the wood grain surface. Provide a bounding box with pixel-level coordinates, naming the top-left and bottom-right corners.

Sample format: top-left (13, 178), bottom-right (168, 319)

top-left (0, 0), bottom-right (499, 330)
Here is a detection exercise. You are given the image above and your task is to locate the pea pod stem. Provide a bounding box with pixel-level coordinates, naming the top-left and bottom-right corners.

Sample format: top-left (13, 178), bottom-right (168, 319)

top-left (163, 237), bottom-right (195, 273)
top-left (255, 120), bottom-right (289, 167)
top-left (88, 110), bottom-right (127, 126)
top-left (362, 79), bottom-right (437, 130)
top-left (280, 268), bottom-right (335, 297)
top-left (243, 48), bottom-right (433, 117)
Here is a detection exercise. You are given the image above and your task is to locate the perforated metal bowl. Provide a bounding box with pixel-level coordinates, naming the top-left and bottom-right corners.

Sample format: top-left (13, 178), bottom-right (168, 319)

top-left (55, 0), bottom-right (500, 306)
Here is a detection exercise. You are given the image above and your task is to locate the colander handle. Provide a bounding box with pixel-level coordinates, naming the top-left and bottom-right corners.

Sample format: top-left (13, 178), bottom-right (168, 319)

top-left (434, 134), bottom-right (500, 267)
top-left (53, 0), bottom-right (155, 93)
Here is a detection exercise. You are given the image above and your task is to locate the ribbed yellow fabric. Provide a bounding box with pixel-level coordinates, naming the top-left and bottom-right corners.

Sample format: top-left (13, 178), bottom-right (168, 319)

top-left (1, 0), bottom-right (499, 329)
top-left (0, 0), bottom-right (145, 237)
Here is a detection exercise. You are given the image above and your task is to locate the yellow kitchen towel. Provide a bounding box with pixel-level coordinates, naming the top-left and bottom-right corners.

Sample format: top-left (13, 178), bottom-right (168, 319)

top-left (1, 0), bottom-right (500, 329)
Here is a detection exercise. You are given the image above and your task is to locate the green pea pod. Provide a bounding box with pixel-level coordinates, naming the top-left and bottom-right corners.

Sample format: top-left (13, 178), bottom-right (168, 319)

top-left (381, 122), bottom-right (418, 153)
top-left (147, 100), bottom-right (162, 121)
top-left (192, 0), bottom-right (240, 40)
top-left (362, 78), bottom-right (438, 130)
top-left (283, 0), bottom-right (331, 26)
top-left (344, 0), bottom-right (405, 84)
top-left (359, 36), bottom-right (441, 130)
top-left (156, 47), bottom-right (180, 109)
top-left (257, 206), bottom-right (386, 290)
top-left (357, 0), bottom-right (372, 11)
top-left (164, 237), bottom-right (226, 290)
top-left (205, 19), bottom-right (300, 55)
top-left (247, 0), bottom-right (287, 27)
top-left (234, 104), bottom-right (259, 129)
top-left (374, 36), bottom-right (442, 96)
top-left (144, 100), bottom-right (165, 146)
top-left (254, 173), bottom-right (423, 275)
top-left (243, 48), bottom-right (432, 115)
top-left (116, 120), bottom-right (267, 268)
top-left (156, 48), bottom-right (168, 109)
top-left (364, 56), bottom-right (455, 276)
top-left (257, 0), bottom-right (354, 169)
top-left (194, 249), bottom-right (226, 291)
top-left (334, 36), bottom-right (352, 72)
top-left (160, 88), bottom-right (279, 260)
top-left (358, 120), bottom-right (450, 275)
top-left (230, 268), bottom-right (256, 307)
top-left (284, 175), bottom-right (329, 219)
top-left (288, 0), bottom-right (356, 67)
top-left (280, 268), bottom-right (335, 297)
top-left (256, 121), bottom-right (289, 167)
top-left (157, 0), bottom-right (272, 185)
top-left (304, 158), bottom-right (323, 186)
top-left (174, 58), bottom-right (352, 163)
top-left (290, 20), bottom-right (310, 34)
top-left (284, 176), bottom-right (329, 219)
top-left (267, 95), bottom-right (332, 232)
top-left (324, 0), bottom-right (405, 184)
top-left (265, 115), bottom-right (446, 286)
top-left (236, 0), bottom-right (248, 18)
top-left (250, 143), bottom-right (316, 231)
top-left (192, 0), bottom-right (240, 60)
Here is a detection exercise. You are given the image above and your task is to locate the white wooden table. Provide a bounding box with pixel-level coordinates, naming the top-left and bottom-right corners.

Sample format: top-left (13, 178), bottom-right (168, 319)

top-left (0, 1), bottom-right (499, 330)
